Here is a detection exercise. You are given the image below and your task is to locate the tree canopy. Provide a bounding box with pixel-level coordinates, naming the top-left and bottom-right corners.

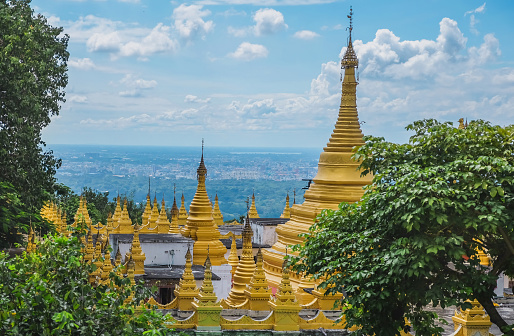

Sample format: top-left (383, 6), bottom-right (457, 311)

top-left (0, 0), bottom-right (69, 245)
top-left (0, 229), bottom-right (171, 335)
top-left (291, 119), bottom-right (514, 335)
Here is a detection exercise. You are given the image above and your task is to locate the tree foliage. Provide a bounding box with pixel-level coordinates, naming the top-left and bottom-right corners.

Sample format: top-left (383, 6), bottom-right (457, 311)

top-left (0, 229), bottom-right (171, 335)
top-left (0, 0), bottom-right (68, 215)
top-left (291, 119), bottom-right (514, 335)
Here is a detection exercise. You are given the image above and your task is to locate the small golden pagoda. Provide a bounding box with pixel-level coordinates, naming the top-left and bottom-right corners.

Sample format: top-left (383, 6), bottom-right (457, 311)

top-left (248, 192), bottom-right (259, 218)
top-left (244, 248), bottom-right (272, 311)
top-left (117, 198), bottom-right (134, 234)
top-left (74, 196), bottom-right (92, 229)
top-left (169, 187), bottom-right (180, 234)
top-left (192, 251), bottom-right (223, 331)
top-left (263, 10), bottom-right (372, 302)
top-left (131, 225), bottom-right (146, 275)
top-left (178, 193), bottom-right (188, 227)
top-left (268, 261), bottom-right (301, 331)
top-left (156, 197), bottom-right (171, 234)
top-left (227, 235), bottom-right (239, 278)
top-left (147, 196), bottom-right (159, 232)
top-left (183, 143), bottom-right (227, 266)
top-left (140, 194), bottom-right (152, 233)
top-left (224, 213), bottom-right (255, 307)
top-left (212, 193), bottom-right (224, 227)
top-left (452, 299), bottom-right (492, 335)
top-left (280, 193), bottom-right (291, 219)
top-left (174, 245), bottom-right (200, 311)
top-left (112, 195), bottom-right (122, 224)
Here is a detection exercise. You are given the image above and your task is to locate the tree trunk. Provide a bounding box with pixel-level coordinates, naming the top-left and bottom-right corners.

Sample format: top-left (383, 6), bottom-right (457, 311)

top-left (477, 295), bottom-right (508, 330)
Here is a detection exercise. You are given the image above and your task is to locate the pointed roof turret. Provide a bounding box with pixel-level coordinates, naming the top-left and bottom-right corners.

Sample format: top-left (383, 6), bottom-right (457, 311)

top-left (227, 235), bottom-right (239, 277)
top-left (170, 186), bottom-right (180, 234)
top-left (156, 196), bottom-right (171, 234)
top-left (178, 192), bottom-right (189, 228)
top-left (140, 194), bottom-right (152, 232)
top-left (225, 211), bottom-right (256, 307)
top-left (184, 143), bottom-right (227, 266)
top-left (263, 7), bottom-right (372, 304)
top-left (248, 191), bottom-right (260, 218)
top-left (174, 245), bottom-right (199, 311)
top-left (245, 248), bottom-right (272, 310)
top-left (212, 193), bottom-right (224, 227)
top-left (117, 198), bottom-right (134, 234)
top-left (131, 224), bottom-right (146, 275)
top-left (280, 193), bottom-right (291, 219)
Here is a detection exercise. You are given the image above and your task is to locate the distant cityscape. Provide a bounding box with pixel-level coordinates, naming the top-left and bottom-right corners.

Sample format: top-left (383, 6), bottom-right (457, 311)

top-left (51, 145), bottom-right (321, 219)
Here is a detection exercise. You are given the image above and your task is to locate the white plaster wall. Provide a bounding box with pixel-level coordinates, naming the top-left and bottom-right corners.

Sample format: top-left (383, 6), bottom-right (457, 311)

top-left (251, 223), bottom-right (264, 245)
top-left (211, 265), bottom-right (232, 300)
top-left (263, 225), bottom-right (278, 246)
top-left (110, 239), bottom-right (190, 266)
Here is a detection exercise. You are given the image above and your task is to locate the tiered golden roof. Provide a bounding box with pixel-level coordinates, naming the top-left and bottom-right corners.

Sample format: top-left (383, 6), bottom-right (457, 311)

top-left (268, 262), bottom-right (301, 331)
top-left (178, 193), bottom-right (188, 227)
top-left (225, 216), bottom-right (255, 307)
top-left (174, 245), bottom-right (199, 311)
top-left (227, 235), bottom-right (239, 277)
top-left (117, 198), bottom-right (134, 234)
top-left (192, 252), bottom-right (223, 330)
top-left (244, 248), bottom-right (272, 311)
top-left (147, 196), bottom-right (159, 232)
top-left (131, 225), bottom-right (146, 275)
top-left (212, 193), bottom-right (224, 227)
top-left (183, 146), bottom-right (227, 266)
top-left (280, 193), bottom-right (290, 219)
top-left (112, 195), bottom-right (122, 229)
top-left (248, 192), bottom-right (259, 218)
top-left (156, 197), bottom-right (171, 234)
top-left (140, 194), bottom-right (152, 233)
top-left (170, 190), bottom-right (180, 234)
top-left (262, 18), bottom-right (372, 302)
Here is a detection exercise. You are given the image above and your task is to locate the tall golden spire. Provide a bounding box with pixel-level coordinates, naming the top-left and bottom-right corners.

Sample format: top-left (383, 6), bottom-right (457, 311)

top-left (227, 235), bottom-right (239, 278)
top-left (157, 196), bottom-right (171, 233)
top-left (174, 245), bottom-right (199, 311)
top-left (140, 194), bottom-right (152, 233)
top-left (184, 142), bottom-right (227, 266)
top-left (248, 191), bottom-right (260, 218)
top-left (225, 210), bottom-right (256, 307)
top-left (280, 193), bottom-right (291, 219)
top-left (178, 193), bottom-right (188, 228)
top-left (244, 248), bottom-right (272, 311)
top-left (170, 185), bottom-right (180, 234)
top-left (212, 193), bottom-right (224, 227)
top-left (117, 198), bottom-right (134, 234)
top-left (263, 8), bottom-right (372, 303)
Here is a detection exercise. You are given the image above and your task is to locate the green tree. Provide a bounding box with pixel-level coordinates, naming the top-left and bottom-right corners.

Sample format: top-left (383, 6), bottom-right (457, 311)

top-left (291, 119), bottom-right (514, 335)
top-left (0, 228), bottom-right (171, 335)
top-left (0, 0), bottom-right (68, 233)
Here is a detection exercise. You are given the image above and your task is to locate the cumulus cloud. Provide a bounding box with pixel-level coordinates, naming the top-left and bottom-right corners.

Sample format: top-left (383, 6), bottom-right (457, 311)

top-left (293, 30), bottom-right (319, 40)
top-left (185, 95), bottom-right (211, 103)
top-left (119, 74), bottom-right (157, 97)
top-left (119, 23), bottom-right (178, 58)
top-left (172, 4), bottom-right (214, 41)
top-left (229, 99), bottom-right (277, 117)
top-left (228, 26), bottom-right (249, 37)
top-left (68, 57), bottom-right (96, 70)
top-left (228, 42), bottom-right (268, 61)
top-left (253, 8), bottom-right (287, 36)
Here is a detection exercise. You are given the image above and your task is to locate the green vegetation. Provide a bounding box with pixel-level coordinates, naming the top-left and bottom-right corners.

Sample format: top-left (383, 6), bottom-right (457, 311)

top-left (0, 228), bottom-right (171, 335)
top-left (292, 119), bottom-right (514, 335)
top-left (0, 0), bottom-right (69, 244)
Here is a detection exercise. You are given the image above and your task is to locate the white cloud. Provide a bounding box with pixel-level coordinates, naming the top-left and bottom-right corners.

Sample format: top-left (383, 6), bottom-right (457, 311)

top-left (118, 74), bottom-right (157, 97)
top-left (228, 26), bottom-right (249, 37)
top-left (68, 95), bottom-right (88, 103)
top-left (87, 31), bottom-right (122, 52)
top-left (172, 4), bottom-right (214, 41)
top-left (68, 57), bottom-right (96, 70)
top-left (185, 95), bottom-right (211, 103)
top-left (465, 3), bottom-right (486, 34)
top-left (218, 8), bottom-right (246, 17)
top-left (293, 30), bottom-right (319, 40)
top-left (195, 0), bottom-right (336, 5)
top-left (253, 8), bottom-right (287, 36)
top-left (119, 23), bottom-right (178, 58)
top-left (228, 42), bottom-right (268, 61)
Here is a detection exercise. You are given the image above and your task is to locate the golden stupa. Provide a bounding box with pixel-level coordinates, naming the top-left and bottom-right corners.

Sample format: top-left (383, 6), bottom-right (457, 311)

top-left (248, 192), bottom-right (259, 218)
top-left (178, 193), bottom-right (188, 227)
top-left (280, 193), bottom-right (291, 219)
top-left (262, 15), bottom-right (372, 301)
top-left (183, 143), bottom-right (227, 266)
top-left (212, 193), bottom-right (224, 227)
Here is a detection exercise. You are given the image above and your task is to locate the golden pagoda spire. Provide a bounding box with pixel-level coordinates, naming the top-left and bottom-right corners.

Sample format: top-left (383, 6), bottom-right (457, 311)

top-left (114, 244), bottom-right (122, 267)
top-left (117, 198), bottom-right (134, 234)
top-left (268, 259), bottom-right (301, 331)
top-left (140, 194), bottom-right (152, 233)
top-left (156, 196), bottom-right (170, 233)
top-left (248, 191), bottom-right (260, 218)
top-left (263, 8), bottom-right (372, 303)
top-left (225, 210), bottom-right (256, 307)
top-left (212, 193), bottom-right (224, 227)
top-left (244, 248), bottom-right (272, 311)
top-left (178, 192), bottom-right (188, 228)
top-left (169, 185), bottom-right (180, 234)
top-left (131, 224), bottom-right (146, 275)
top-left (174, 245), bottom-right (200, 311)
top-left (227, 235), bottom-right (239, 278)
top-left (112, 194), bottom-right (122, 233)
top-left (184, 142), bottom-right (227, 265)
top-left (280, 193), bottom-right (291, 219)
top-left (146, 196), bottom-right (159, 232)
top-left (84, 230), bottom-right (94, 263)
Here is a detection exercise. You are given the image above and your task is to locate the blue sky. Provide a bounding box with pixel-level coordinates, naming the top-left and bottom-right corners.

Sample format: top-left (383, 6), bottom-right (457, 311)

top-left (34, 0), bottom-right (514, 148)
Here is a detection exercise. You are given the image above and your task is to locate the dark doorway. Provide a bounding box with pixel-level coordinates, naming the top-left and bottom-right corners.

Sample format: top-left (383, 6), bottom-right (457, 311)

top-left (159, 287), bottom-right (172, 305)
